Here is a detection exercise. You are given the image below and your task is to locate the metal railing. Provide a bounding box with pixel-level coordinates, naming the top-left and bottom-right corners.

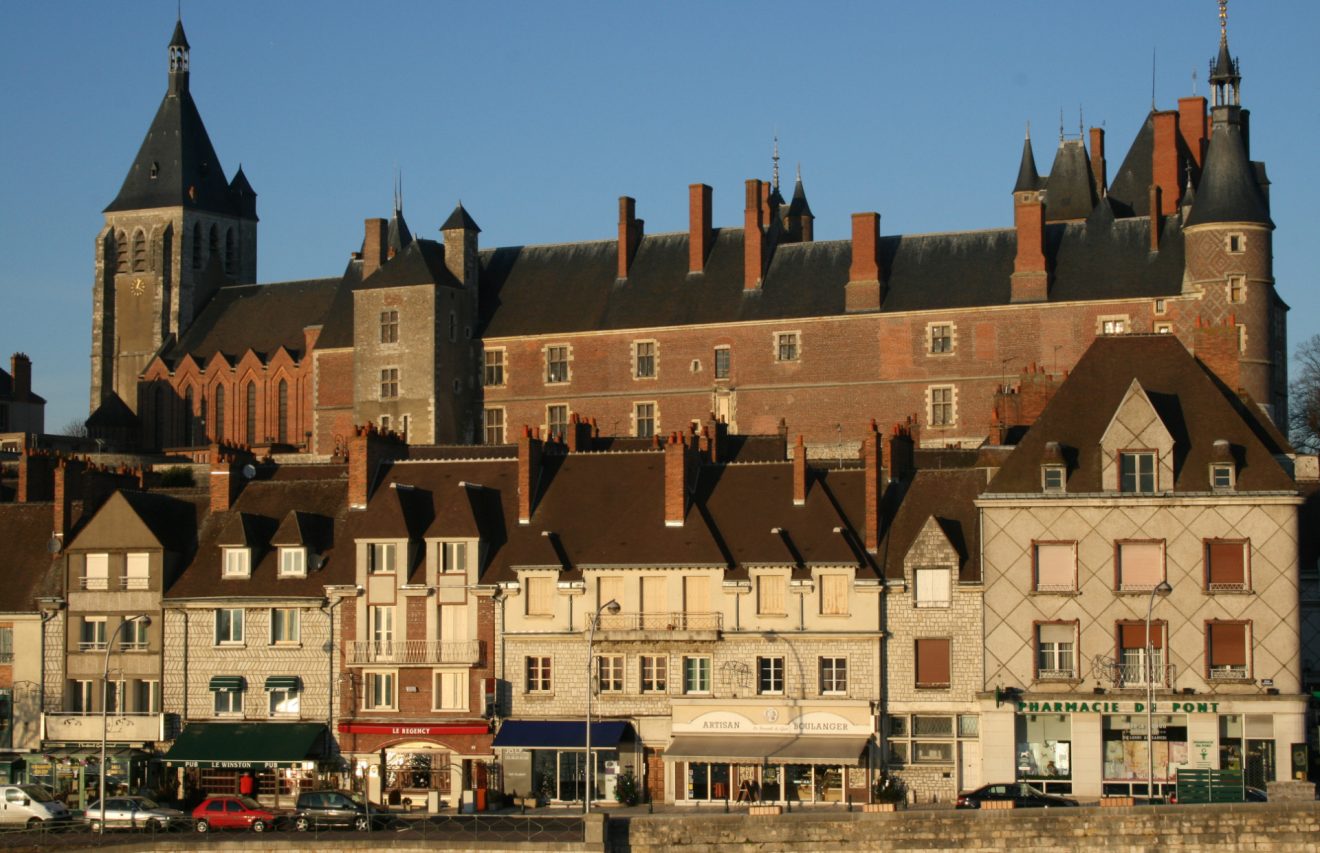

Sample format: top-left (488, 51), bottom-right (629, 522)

top-left (348, 639), bottom-right (481, 665)
top-left (1208, 664), bottom-right (1249, 681)
top-left (1037, 668), bottom-right (1076, 681)
top-left (79, 576), bottom-right (109, 590)
top-left (594, 611), bottom-right (722, 632)
top-left (1092, 655), bottom-right (1176, 688)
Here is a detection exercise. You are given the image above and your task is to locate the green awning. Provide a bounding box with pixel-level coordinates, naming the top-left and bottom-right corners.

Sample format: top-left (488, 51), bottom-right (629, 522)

top-left (209, 676), bottom-right (244, 691)
top-left (264, 676), bottom-right (300, 691)
top-left (164, 722), bottom-right (328, 770)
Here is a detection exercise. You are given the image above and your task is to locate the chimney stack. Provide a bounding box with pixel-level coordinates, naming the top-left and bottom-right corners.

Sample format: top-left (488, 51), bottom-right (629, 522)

top-left (688, 184), bottom-right (713, 274)
top-left (362, 218), bottom-right (388, 278)
top-left (744, 180), bottom-right (766, 291)
top-left (862, 421), bottom-right (882, 553)
top-left (349, 424), bottom-right (405, 510)
top-left (1151, 111), bottom-right (1180, 217)
top-left (617, 196), bottom-right (643, 280)
top-left (1089, 128), bottom-right (1107, 198)
top-left (10, 353), bottom-right (31, 401)
top-left (885, 424), bottom-right (915, 483)
top-left (792, 435), bottom-right (807, 506)
top-left (517, 426), bottom-right (543, 524)
top-left (52, 457), bottom-right (86, 547)
top-left (846, 212), bottom-right (883, 312)
top-left (1178, 96), bottom-right (1208, 169)
top-left (664, 432), bottom-right (689, 527)
top-left (1193, 315), bottom-right (1242, 392)
top-left (1011, 189), bottom-right (1048, 302)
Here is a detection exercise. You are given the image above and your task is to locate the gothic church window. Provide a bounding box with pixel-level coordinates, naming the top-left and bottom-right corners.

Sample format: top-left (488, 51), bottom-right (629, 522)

top-left (214, 386), bottom-right (225, 441)
top-left (132, 230), bottom-right (147, 272)
top-left (277, 379), bottom-right (289, 444)
top-left (245, 382), bottom-right (257, 445)
top-left (192, 223), bottom-right (203, 269)
top-left (115, 231), bottom-right (128, 274)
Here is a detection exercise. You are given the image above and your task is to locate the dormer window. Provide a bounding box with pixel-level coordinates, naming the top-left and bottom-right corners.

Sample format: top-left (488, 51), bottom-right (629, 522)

top-left (368, 543), bottom-right (396, 574)
top-left (1042, 465), bottom-right (1066, 493)
top-left (223, 548), bottom-right (251, 578)
top-left (279, 547), bottom-right (307, 578)
top-left (1119, 452), bottom-right (1156, 494)
top-left (1210, 463), bottom-right (1235, 491)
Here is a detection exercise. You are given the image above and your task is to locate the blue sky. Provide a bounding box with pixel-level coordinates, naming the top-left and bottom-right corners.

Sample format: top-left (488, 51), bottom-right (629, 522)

top-left (2, 1), bottom-right (1316, 433)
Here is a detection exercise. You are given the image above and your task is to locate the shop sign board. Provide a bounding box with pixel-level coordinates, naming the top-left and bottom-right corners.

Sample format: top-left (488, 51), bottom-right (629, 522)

top-left (1015, 699), bottom-right (1221, 715)
top-left (670, 700), bottom-right (872, 736)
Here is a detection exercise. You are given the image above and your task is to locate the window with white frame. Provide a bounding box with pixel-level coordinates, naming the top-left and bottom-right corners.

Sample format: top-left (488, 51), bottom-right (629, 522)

top-left (134, 679), bottom-right (160, 714)
top-left (1100, 317), bottom-right (1128, 335)
top-left (634, 402), bottom-right (656, 439)
top-left (125, 553), bottom-right (150, 589)
top-left (271, 608), bottom-right (300, 644)
top-left (597, 655), bottom-right (624, 693)
top-left (1036, 623), bottom-right (1077, 679)
top-left (546, 345), bottom-right (570, 383)
top-left (80, 616), bottom-right (107, 651)
top-left (223, 548), bottom-right (251, 578)
top-left (775, 332), bottom-right (800, 362)
top-left (1119, 451), bottom-right (1157, 493)
top-left (215, 608), bottom-right (244, 645)
top-left (546, 404), bottom-right (569, 440)
top-left (634, 340), bottom-right (656, 379)
top-left (279, 547), bottom-right (307, 578)
top-left (914, 567), bottom-right (951, 608)
top-left (483, 407), bottom-right (506, 445)
top-left (757, 657), bottom-right (784, 695)
top-left (82, 553), bottom-right (109, 590)
top-left (929, 323), bottom-right (954, 354)
top-left (1033, 542), bottom-right (1077, 593)
top-left (1118, 623), bottom-right (1164, 686)
top-left (214, 685), bottom-right (243, 715)
top-left (526, 656), bottom-right (552, 693)
top-left (820, 657), bottom-right (848, 695)
top-left (1210, 463), bottom-right (1235, 490)
top-left (369, 606), bottom-right (394, 654)
top-left (886, 714), bottom-right (971, 766)
top-left (435, 670), bottom-right (467, 711)
top-left (441, 541), bottom-right (468, 574)
top-left (368, 542), bottom-right (396, 574)
top-left (1042, 465), bottom-right (1066, 493)
top-left (269, 684), bottom-right (300, 716)
top-left (682, 656), bottom-right (711, 694)
top-left (641, 655), bottom-right (668, 693)
top-left (364, 671), bottom-right (397, 710)
top-left (483, 349), bottom-right (505, 386)
top-left (929, 386), bottom-right (954, 426)
top-left (122, 617), bottom-right (149, 651)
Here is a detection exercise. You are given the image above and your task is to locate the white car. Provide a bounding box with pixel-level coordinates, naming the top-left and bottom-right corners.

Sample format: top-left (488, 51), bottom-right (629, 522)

top-left (83, 797), bottom-right (187, 832)
top-left (0, 784), bottom-right (72, 827)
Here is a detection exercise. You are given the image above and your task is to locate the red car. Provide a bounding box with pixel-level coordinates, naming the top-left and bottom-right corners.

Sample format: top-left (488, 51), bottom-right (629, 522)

top-left (192, 795), bottom-right (281, 832)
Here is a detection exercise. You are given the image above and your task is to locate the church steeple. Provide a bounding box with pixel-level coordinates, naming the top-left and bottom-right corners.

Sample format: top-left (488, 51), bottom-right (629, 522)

top-left (168, 17), bottom-right (190, 96)
top-left (1208, 0), bottom-right (1240, 108)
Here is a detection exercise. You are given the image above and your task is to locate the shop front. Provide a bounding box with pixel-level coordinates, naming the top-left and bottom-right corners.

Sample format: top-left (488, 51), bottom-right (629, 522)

top-left (337, 722), bottom-right (493, 812)
top-left (493, 720), bottom-right (638, 805)
top-left (664, 700), bottom-right (873, 805)
top-left (985, 693), bottom-right (1308, 799)
top-left (28, 747), bottom-right (157, 809)
top-left (163, 722), bottom-right (330, 810)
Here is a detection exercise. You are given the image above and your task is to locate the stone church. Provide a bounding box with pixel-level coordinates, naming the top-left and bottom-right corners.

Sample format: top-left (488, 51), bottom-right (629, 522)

top-left (90, 11), bottom-right (1286, 457)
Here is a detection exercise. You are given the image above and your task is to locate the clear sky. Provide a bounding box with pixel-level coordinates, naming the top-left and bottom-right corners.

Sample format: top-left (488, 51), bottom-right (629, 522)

top-left (1, 1), bottom-right (1315, 434)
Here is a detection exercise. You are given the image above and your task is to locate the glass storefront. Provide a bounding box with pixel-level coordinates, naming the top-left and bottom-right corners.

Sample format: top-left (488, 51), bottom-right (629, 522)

top-left (683, 762), bottom-right (846, 803)
top-left (1016, 713), bottom-right (1072, 794)
top-left (527, 749), bottom-right (615, 802)
top-left (1101, 714), bottom-right (1187, 797)
top-left (1220, 714), bottom-right (1276, 788)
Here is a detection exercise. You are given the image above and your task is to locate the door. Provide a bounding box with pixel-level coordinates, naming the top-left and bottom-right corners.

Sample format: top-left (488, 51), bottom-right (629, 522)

top-left (959, 740), bottom-right (981, 792)
top-left (640, 577), bottom-right (667, 630)
top-left (714, 391), bottom-right (735, 432)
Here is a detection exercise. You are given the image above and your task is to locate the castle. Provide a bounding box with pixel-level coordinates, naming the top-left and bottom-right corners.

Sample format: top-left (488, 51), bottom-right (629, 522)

top-left (91, 10), bottom-right (1284, 457)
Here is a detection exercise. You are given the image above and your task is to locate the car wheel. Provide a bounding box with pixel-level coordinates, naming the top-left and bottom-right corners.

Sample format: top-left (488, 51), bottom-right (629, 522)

top-left (147, 819), bottom-right (164, 832)
top-left (354, 815), bottom-right (370, 832)
top-left (89, 820), bottom-right (102, 833)
top-left (195, 819), bottom-right (209, 833)
top-left (26, 818), bottom-right (42, 829)
top-left (294, 816), bottom-right (310, 832)
top-left (251, 819), bottom-right (266, 832)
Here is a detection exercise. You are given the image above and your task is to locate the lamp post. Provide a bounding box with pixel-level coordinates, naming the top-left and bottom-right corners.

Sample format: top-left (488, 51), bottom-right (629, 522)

top-left (100, 614), bottom-right (150, 833)
top-left (1145, 581), bottom-right (1172, 803)
top-left (585, 599), bottom-right (620, 814)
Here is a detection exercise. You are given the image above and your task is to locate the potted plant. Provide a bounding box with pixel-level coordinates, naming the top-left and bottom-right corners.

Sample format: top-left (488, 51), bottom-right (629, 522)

top-left (865, 771), bottom-right (906, 812)
top-left (614, 769), bottom-right (641, 806)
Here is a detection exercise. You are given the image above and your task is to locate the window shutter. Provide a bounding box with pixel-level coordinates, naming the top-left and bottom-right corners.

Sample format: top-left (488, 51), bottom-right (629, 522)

top-left (1209, 623), bottom-right (1247, 666)
top-left (916, 638), bottom-right (951, 686)
top-left (86, 553), bottom-right (109, 581)
top-left (1119, 542), bottom-right (1163, 588)
top-left (1039, 623), bottom-right (1074, 644)
top-left (1035, 544), bottom-right (1075, 590)
top-left (820, 575), bottom-right (848, 615)
top-left (757, 575), bottom-right (785, 614)
top-left (526, 577), bottom-right (553, 616)
top-left (440, 604), bottom-right (467, 644)
top-left (683, 576), bottom-right (709, 614)
top-left (916, 568), bottom-right (950, 604)
top-left (641, 576), bottom-right (667, 613)
top-left (1120, 622), bottom-right (1162, 650)
top-left (1208, 543), bottom-right (1246, 586)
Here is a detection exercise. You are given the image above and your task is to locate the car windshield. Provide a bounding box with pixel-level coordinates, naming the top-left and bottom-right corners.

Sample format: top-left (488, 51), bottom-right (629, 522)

top-left (237, 796), bottom-right (262, 810)
top-left (19, 785), bottom-right (54, 803)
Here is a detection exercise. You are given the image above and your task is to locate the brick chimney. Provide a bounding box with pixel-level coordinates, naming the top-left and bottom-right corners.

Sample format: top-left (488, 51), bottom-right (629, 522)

top-left (210, 444), bottom-right (241, 513)
top-left (564, 413), bottom-right (594, 453)
top-left (1178, 96), bottom-right (1208, 169)
top-left (1194, 315), bottom-right (1241, 391)
top-left (1089, 127), bottom-right (1107, 198)
top-left (362, 218), bottom-right (388, 278)
top-left (349, 424), bottom-right (405, 510)
top-left (9, 353), bottom-right (31, 401)
top-left (1011, 189), bottom-right (1048, 302)
top-left (52, 457), bottom-right (86, 546)
top-left (792, 435), bottom-right (807, 506)
top-left (846, 213), bottom-right (882, 312)
top-left (617, 196), bottom-right (643, 280)
top-left (17, 448), bottom-right (55, 503)
top-left (744, 180), bottom-right (766, 291)
top-left (862, 421), bottom-right (881, 553)
top-left (1149, 185), bottom-right (1163, 252)
top-left (885, 424), bottom-right (915, 483)
top-left (664, 432), bottom-right (689, 527)
top-left (517, 426), bottom-right (543, 524)
top-left (1151, 111), bottom-right (1180, 216)
top-left (689, 184), bottom-right (713, 274)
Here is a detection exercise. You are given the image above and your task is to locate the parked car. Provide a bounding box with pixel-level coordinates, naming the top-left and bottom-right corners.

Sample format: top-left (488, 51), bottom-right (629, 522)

top-left (0, 784), bottom-right (73, 827)
top-left (290, 790), bottom-right (390, 832)
top-left (83, 797), bottom-right (188, 832)
top-left (192, 795), bottom-right (282, 832)
top-left (955, 782), bottom-right (1080, 809)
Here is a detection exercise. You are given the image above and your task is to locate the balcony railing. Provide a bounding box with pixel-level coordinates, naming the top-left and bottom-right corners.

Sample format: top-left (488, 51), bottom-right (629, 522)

top-left (80, 576), bottom-right (109, 590)
top-left (592, 611), bottom-right (722, 633)
top-left (1037, 668), bottom-right (1076, 681)
top-left (78, 575), bottom-right (150, 591)
top-left (348, 639), bottom-right (481, 666)
top-left (78, 641), bottom-right (108, 652)
top-left (1208, 664), bottom-right (1249, 681)
top-left (1208, 582), bottom-right (1248, 593)
top-left (1092, 655), bottom-right (1176, 688)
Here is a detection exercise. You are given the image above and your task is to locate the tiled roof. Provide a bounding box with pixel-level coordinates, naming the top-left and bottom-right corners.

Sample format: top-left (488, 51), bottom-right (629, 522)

top-left (876, 468), bottom-right (987, 583)
top-left (0, 504), bottom-right (58, 612)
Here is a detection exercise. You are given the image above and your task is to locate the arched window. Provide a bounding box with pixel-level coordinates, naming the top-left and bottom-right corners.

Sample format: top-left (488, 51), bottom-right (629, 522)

top-left (155, 384), bottom-right (167, 448)
top-left (214, 386), bottom-right (225, 441)
top-left (192, 223), bottom-right (203, 270)
top-left (245, 382), bottom-right (257, 445)
top-left (277, 379), bottom-right (289, 444)
top-left (115, 231), bottom-right (129, 274)
top-left (183, 386), bottom-right (195, 446)
top-left (208, 225), bottom-right (219, 262)
top-left (131, 230), bottom-right (147, 272)
top-left (225, 229), bottom-right (236, 274)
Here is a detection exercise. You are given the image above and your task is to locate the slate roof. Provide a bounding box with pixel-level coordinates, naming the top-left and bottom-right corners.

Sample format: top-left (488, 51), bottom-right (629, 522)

top-left (115, 490), bottom-right (208, 555)
top-left (164, 277), bottom-right (341, 363)
top-left (985, 335), bottom-right (1294, 495)
top-left (300, 260), bottom-right (364, 350)
top-left (1184, 117), bottom-right (1271, 227)
top-left (875, 468), bottom-right (986, 583)
top-left (360, 239), bottom-right (461, 291)
top-left (1106, 114), bottom-right (1156, 218)
top-left (441, 203), bottom-right (481, 232)
top-left (1013, 136), bottom-right (1042, 193)
top-left (0, 504), bottom-right (58, 612)
top-left (1044, 140), bottom-right (1097, 221)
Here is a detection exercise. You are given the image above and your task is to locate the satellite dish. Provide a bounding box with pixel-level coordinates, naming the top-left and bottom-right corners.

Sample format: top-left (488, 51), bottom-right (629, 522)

top-left (46, 536), bottom-right (62, 554)
top-left (241, 464), bottom-right (257, 480)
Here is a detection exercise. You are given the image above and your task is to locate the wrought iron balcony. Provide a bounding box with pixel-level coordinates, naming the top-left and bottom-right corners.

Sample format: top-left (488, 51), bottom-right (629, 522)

top-left (592, 611), bottom-right (722, 639)
top-left (1092, 655), bottom-right (1176, 688)
top-left (347, 639), bottom-right (482, 666)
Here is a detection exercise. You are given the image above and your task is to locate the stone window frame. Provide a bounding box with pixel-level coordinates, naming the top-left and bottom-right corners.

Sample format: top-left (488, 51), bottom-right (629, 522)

top-left (1118, 449), bottom-right (1158, 494)
top-left (483, 348), bottom-right (506, 387)
top-left (1227, 275), bottom-right (1246, 304)
top-left (1032, 540), bottom-right (1079, 594)
top-left (596, 654), bottom-right (625, 694)
top-left (633, 401), bottom-right (658, 439)
top-left (1154, 298), bottom-right (1167, 315)
top-left (756, 656), bottom-right (785, 696)
top-left (1203, 539), bottom-right (1251, 593)
top-left (269, 607), bottom-right (301, 646)
top-left (1205, 619), bottom-right (1252, 682)
top-left (640, 654), bottom-right (669, 694)
top-left (1225, 232), bottom-right (1247, 255)
top-left (927, 321), bottom-right (956, 356)
top-left (1033, 619), bottom-right (1080, 682)
top-left (545, 344), bottom-right (572, 385)
top-left (913, 566), bottom-right (952, 609)
top-left (818, 655), bottom-right (849, 696)
top-left (632, 339), bottom-right (659, 380)
top-left (379, 310), bottom-right (399, 345)
top-left (885, 714), bottom-right (963, 767)
top-left (1098, 315), bottom-right (1130, 336)
top-left (380, 367), bottom-right (400, 400)
top-left (525, 656), bottom-right (553, 694)
top-left (713, 346), bottom-right (731, 381)
top-left (681, 655), bottom-right (712, 695)
top-left (363, 669), bottom-right (398, 711)
top-left (432, 668), bottom-right (469, 712)
top-left (773, 330), bottom-right (802, 363)
top-left (1154, 322), bottom-right (1173, 335)
top-left (483, 407), bottom-right (506, 445)
top-left (1114, 539), bottom-right (1167, 593)
top-left (926, 384), bottom-right (957, 428)
top-left (546, 404), bottom-right (570, 441)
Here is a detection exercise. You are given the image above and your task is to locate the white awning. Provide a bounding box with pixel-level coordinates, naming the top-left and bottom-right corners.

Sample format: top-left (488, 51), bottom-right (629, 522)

top-left (664, 735), bottom-right (869, 766)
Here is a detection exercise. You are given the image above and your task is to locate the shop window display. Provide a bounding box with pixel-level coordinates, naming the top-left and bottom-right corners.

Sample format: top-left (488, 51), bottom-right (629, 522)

top-left (1101, 714), bottom-right (1187, 797)
top-left (1016, 714), bottom-right (1072, 793)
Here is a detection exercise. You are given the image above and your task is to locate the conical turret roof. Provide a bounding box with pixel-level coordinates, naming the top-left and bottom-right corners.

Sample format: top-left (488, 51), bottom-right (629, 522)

top-left (1013, 135), bottom-right (1042, 193)
top-left (787, 175), bottom-right (813, 218)
top-left (1184, 120), bottom-right (1270, 227)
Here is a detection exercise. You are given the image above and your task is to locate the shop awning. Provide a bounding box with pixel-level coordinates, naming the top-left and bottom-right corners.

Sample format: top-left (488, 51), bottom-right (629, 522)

top-left (492, 720), bottom-right (632, 750)
top-left (209, 675), bottom-right (244, 691)
top-left (264, 676), bottom-right (300, 691)
top-left (664, 734), bottom-right (869, 767)
top-left (163, 722), bottom-right (327, 770)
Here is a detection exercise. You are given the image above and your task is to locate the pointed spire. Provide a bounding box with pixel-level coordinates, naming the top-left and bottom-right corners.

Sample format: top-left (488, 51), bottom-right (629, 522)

top-left (168, 17), bottom-right (190, 94)
top-left (386, 177), bottom-right (412, 256)
top-left (772, 134), bottom-right (781, 192)
top-left (1209, 0), bottom-right (1241, 107)
top-left (787, 164), bottom-right (813, 218)
top-left (1013, 133), bottom-right (1041, 193)
top-left (441, 201), bottom-right (481, 233)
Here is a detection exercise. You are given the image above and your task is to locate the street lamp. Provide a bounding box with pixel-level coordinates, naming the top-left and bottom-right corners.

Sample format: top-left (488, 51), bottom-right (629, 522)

top-left (100, 614), bottom-right (151, 833)
top-left (1145, 581), bottom-right (1172, 803)
top-left (585, 599), bottom-right (621, 814)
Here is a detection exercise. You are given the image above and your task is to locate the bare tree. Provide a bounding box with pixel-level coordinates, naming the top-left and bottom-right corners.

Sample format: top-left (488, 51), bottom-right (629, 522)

top-left (59, 418), bottom-right (89, 438)
top-left (1291, 334), bottom-right (1320, 454)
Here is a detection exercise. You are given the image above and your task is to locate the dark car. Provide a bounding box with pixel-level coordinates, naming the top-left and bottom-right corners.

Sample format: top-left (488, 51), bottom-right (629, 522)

top-left (955, 782), bottom-right (1080, 809)
top-left (192, 795), bottom-right (282, 832)
top-left (290, 790), bottom-right (389, 832)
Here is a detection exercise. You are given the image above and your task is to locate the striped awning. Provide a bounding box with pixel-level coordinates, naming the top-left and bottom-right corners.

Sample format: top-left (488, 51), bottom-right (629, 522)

top-left (265, 676), bottom-right (300, 691)
top-left (209, 676), bottom-right (244, 691)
